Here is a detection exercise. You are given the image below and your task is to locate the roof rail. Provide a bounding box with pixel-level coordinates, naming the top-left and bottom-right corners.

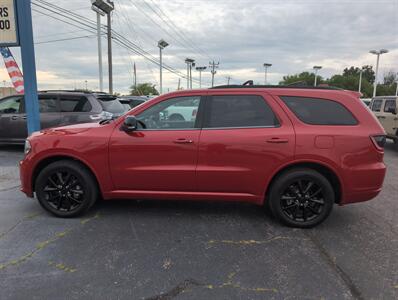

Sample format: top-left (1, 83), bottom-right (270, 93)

top-left (39, 89), bottom-right (92, 94)
top-left (210, 84), bottom-right (343, 91)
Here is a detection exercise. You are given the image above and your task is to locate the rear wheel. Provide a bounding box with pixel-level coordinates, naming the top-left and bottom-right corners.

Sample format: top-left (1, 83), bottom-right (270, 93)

top-left (35, 160), bottom-right (98, 217)
top-left (268, 169), bottom-right (334, 228)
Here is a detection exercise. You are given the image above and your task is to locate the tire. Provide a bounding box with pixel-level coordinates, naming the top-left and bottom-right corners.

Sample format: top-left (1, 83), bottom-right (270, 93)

top-left (268, 168), bottom-right (334, 228)
top-left (35, 160), bottom-right (98, 218)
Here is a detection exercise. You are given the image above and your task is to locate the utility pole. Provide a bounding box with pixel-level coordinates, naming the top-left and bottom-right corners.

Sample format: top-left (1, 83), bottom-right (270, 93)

top-left (91, 0), bottom-right (114, 94)
top-left (107, 10), bottom-right (113, 94)
top-left (177, 78), bottom-right (181, 90)
top-left (263, 63), bottom-right (272, 85)
top-left (196, 66), bottom-right (207, 88)
top-left (185, 58), bottom-right (195, 89)
top-left (209, 61), bottom-right (219, 87)
top-left (313, 65), bottom-right (322, 87)
top-left (133, 62), bottom-right (137, 89)
top-left (226, 76), bottom-right (232, 85)
top-left (369, 49), bottom-right (389, 97)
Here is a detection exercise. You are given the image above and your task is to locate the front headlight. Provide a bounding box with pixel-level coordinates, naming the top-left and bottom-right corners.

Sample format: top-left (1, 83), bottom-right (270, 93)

top-left (24, 139), bottom-right (32, 156)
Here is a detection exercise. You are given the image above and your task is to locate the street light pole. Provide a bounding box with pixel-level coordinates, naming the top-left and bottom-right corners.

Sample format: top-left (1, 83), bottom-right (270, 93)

top-left (91, 1), bottom-right (114, 94)
top-left (313, 66), bottom-right (322, 87)
top-left (195, 66), bottom-right (207, 88)
top-left (358, 68), bottom-right (363, 93)
top-left (369, 49), bottom-right (389, 97)
top-left (263, 63), bottom-right (272, 85)
top-left (91, 9), bottom-right (104, 92)
top-left (158, 39), bottom-right (169, 94)
top-left (185, 58), bottom-right (195, 89)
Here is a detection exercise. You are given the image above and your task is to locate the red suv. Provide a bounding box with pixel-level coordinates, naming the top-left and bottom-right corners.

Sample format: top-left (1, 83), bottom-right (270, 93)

top-left (20, 86), bottom-right (387, 227)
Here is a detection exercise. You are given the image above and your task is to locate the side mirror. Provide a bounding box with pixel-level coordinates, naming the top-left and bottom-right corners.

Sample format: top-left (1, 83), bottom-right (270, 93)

top-left (122, 115), bottom-right (138, 132)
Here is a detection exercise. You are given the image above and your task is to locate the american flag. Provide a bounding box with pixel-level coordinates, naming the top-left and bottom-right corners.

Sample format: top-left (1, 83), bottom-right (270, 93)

top-left (0, 47), bottom-right (24, 94)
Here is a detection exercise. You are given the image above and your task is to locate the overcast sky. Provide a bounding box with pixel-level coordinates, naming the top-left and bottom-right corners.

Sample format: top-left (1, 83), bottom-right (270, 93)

top-left (1, 0), bottom-right (397, 94)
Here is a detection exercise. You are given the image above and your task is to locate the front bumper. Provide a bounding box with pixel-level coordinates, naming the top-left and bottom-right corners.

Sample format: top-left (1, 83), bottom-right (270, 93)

top-left (20, 159), bottom-right (34, 198)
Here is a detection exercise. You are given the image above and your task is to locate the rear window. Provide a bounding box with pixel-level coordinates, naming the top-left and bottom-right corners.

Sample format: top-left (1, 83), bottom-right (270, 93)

top-left (280, 96), bottom-right (358, 125)
top-left (99, 99), bottom-right (126, 114)
top-left (60, 96), bottom-right (92, 112)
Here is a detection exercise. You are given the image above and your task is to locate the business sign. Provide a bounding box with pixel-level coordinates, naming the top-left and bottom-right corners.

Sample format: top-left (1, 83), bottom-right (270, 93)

top-left (0, 0), bottom-right (18, 46)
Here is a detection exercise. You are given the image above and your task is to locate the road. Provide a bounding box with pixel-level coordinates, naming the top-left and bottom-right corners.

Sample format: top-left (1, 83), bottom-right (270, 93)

top-left (0, 142), bottom-right (397, 300)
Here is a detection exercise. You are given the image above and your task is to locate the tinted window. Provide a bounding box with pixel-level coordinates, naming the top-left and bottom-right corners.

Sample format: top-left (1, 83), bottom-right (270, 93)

top-left (137, 96), bottom-right (201, 130)
top-left (39, 95), bottom-right (59, 113)
top-left (280, 96), bottom-right (358, 125)
top-left (0, 96), bottom-right (21, 114)
top-left (384, 100), bottom-right (396, 113)
top-left (60, 96), bottom-right (92, 112)
top-left (205, 95), bottom-right (279, 128)
top-left (371, 99), bottom-right (383, 112)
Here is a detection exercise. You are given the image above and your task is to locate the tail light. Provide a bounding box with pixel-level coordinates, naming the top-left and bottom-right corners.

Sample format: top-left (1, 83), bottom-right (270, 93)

top-left (370, 135), bottom-right (386, 151)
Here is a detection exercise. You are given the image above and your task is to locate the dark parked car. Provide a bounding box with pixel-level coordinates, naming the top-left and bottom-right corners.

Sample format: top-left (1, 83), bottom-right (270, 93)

top-left (118, 96), bottom-right (147, 110)
top-left (0, 90), bottom-right (126, 145)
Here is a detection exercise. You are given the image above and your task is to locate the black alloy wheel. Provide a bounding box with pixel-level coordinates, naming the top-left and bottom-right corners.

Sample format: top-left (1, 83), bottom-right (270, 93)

top-left (36, 160), bottom-right (98, 217)
top-left (268, 169), bottom-right (334, 228)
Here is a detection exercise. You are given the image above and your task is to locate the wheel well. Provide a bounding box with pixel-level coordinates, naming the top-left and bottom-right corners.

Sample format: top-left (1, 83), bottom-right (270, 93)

top-left (265, 162), bottom-right (342, 204)
top-left (32, 156), bottom-right (101, 195)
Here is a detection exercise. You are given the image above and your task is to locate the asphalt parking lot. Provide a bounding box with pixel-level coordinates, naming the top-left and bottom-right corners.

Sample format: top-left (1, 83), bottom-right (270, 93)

top-left (0, 143), bottom-right (397, 300)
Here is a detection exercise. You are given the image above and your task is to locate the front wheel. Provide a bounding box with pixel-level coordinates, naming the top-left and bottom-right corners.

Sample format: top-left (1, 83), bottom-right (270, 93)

top-left (268, 169), bottom-right (334, 228)
top-left (35, 160), bottom-right (98, 217)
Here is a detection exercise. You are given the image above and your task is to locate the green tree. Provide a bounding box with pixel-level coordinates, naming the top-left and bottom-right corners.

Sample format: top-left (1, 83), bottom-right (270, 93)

top-left (343, 65), bottom-right (375, 84)
top-left (130, 83), bottom-right (159, 96)
top-left (328, 74), bottom-right (373, 97)
top-left (279, 72), bottom-right (324, 86)
top-left (382, 71), bottom-right (397, 85)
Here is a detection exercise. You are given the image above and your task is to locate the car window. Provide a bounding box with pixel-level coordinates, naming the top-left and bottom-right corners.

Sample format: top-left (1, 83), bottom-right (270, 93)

top-left (371, 99), bottom-right (383, 112)
top-left (39, 95), bottom-right (59, 113)
top-left (280, 96), bottom-right (358, 125)
top-left (60, 96), bottom-right (92, 112)
top-left (0, 96), bottom-right (22, 114)
top-left (384, 100), bottom-right (396, 113)
top-left (205, 95), bottom-right (279, 128)
top-left (99, 99), bottom-right (126, 114)
top-left (137, 96), bottom-right (201, 130)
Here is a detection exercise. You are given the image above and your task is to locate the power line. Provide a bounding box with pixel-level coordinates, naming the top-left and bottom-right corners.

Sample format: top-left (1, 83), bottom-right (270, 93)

top-left (147, 0), bottom-right (212, 61)
top-left (35, 34), bottom-right (98, 45)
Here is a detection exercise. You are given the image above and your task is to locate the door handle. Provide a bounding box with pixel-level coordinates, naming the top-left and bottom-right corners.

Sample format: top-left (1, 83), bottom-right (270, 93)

top-left (377, 116), bottom-right (386, 119)
top-left (173, 138), bottom-right (193, 144)
top-left (11, 115), bottom-right (18, 120)
top-left (266, 138), bottom-right (289, 144)
top-left (22, 116), bottom-right (27, 120)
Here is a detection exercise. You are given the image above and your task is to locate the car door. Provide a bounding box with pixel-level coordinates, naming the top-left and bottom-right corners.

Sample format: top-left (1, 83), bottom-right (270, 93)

top-left (37, 94), bottom-right (61, 130)
top-left (109, 95), bottom-right (204, 192)
top-left (196, 92), bottom-right (295, 200)
top-left (382, 98), bottom-right (397, 136)
top-left (0, 95), bottom-right (26, 143)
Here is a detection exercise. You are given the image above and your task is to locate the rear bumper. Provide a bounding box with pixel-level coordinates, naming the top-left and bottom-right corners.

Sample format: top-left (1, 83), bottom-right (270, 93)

top-left (341, 162), bottom-right (386, 205)
top-left (20, 159), bottom-right (34, 198)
